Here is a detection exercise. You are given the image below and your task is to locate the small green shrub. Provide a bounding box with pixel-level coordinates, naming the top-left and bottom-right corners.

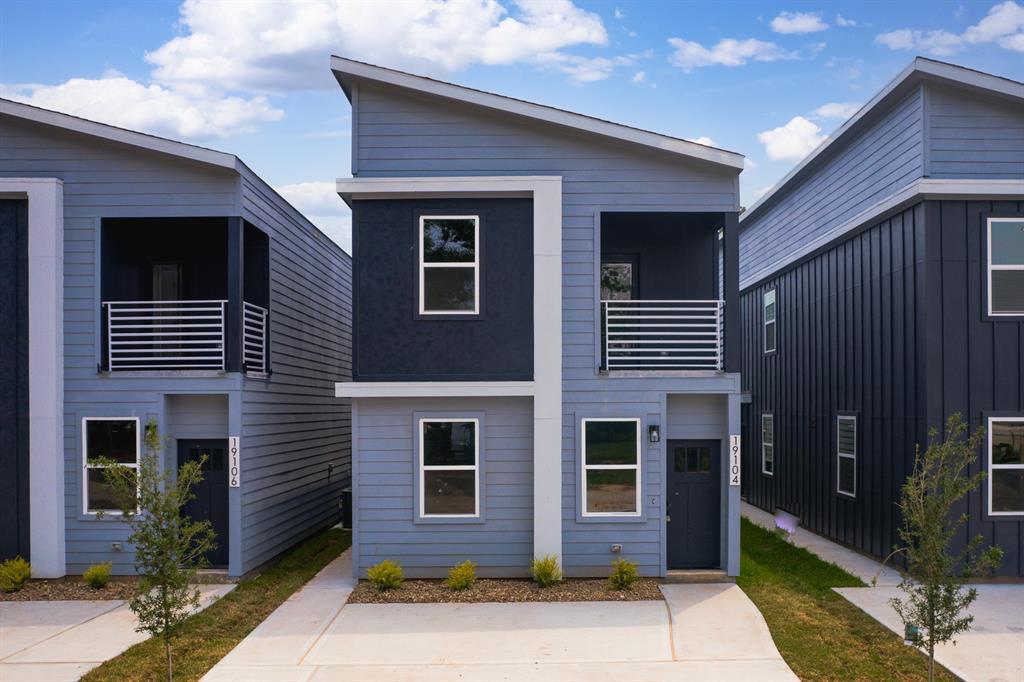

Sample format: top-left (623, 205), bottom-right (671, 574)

top-left (531, 554), bottom-right (562, 587)
top-left (83, 562), bottom-right (113, 589)
top-left (607, 557), bottom-right (639, 591)
top-left (0, 556), bottom-right (31, 593)
top-left (367, 560), bottom-right (403, 591)
top-left (446, 560), bottom-right (477, 591)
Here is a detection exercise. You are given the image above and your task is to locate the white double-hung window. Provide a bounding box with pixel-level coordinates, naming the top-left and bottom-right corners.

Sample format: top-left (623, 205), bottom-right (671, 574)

top-left (761, 413), bottom-right (774, 475)
top-left (419, 418), bottom-right (479, 518)
top-left (989, 417), bottom-right (1024, 515)
top-left (419, 216), bottom-right (479, 314)
top-left (82, 417), bottom-right (140, 514)
top-left (763, 289), bottom-right (777, 353)
top-left (988, 218), bottom-right (1024, 316)
top-left (581, 418), bottom-right (642, 517)
top-left (836, 415), bottom-right (857, 498)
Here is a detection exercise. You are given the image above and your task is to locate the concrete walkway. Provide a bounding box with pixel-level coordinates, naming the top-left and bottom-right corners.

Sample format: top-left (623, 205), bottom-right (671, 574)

top-left (0, 584), bottom-right (233, 682)
top-left (205, 549), bottom-right (795, 681)
top-left (743, 501), bottom-right (1024, 682)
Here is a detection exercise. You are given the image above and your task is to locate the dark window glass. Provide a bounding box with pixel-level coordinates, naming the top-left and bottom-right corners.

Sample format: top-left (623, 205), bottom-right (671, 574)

top-left (584, 420), bottom-right (638, 465)
top-left (838, 456), bottom-right (856, 495)
top-left (585, 469), bottom-right (637, 513)
top-left (991, 422), bottom-right (1024, 465)
top-left (423, 218), bottom-right (475, 263)
top-left (423, 470), bottom-right (476, 515)
top-left (423, 421), bottom-right (476, 466)
top-left (991, 270), bottom-right (1024, 315)
top-left (601, 263), bottom-right (634, 300)
top-left (698, 447), bottom-right (711, 473)
top-left (423, 268), bottom-right (475, 311)
top-left (764, 322), bottom-right (776, 352)
top-left (992, 470), bottom-right (1024, 513)
top-left (838, 418), bottom-right (856, 455)
top-left (990, 220), bottom-right (1024, 265)
top-left (674, 447), bottom-right (686, 473)
top-left (86, 419), bottom-right (137, 464)
top-left (86, 468), bottom-right (136, 512)
top-left (762, 444), bottom-right (774, 474)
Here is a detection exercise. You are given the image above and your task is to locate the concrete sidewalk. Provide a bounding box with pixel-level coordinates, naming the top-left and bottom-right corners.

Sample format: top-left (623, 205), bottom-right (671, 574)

top-left (744, 501), bottom-right (1024, 682)
top-left (0, 584), bottom-right (233, 682)
top-left (205, 549), bottom-right (796, 681)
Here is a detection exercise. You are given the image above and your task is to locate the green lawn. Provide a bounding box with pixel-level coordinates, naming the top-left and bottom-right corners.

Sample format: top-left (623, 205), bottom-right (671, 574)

top-left (737, 518), bottom-right (953, 681)
top-left (83, 527), bottom-right (351, 682)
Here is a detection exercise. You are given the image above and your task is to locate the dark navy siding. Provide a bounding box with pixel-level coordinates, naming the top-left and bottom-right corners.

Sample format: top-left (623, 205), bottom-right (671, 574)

top-left (353, 198), bottom-right (533, 381)
top-left (0, 199), bottom-right (29, 561)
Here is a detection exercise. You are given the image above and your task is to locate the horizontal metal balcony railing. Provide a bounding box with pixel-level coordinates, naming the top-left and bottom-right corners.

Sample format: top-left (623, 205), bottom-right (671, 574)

top-left (103, 300), bottom-right (227, 371)
top-left (243, 301), bottom-right (269, 374)
top-left (602, 299), bottom-right (724, 371)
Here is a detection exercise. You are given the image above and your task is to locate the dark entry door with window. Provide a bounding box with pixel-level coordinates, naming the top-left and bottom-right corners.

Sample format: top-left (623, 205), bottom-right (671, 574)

top-left (178, 439), bottom-right (229, 567)
top-left (666, 439), bottom-right (721, 569)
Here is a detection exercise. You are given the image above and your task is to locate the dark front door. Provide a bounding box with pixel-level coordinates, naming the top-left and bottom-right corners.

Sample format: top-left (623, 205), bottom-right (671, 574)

top-left (178, 439), bottom-right (229, 567)
top-left (666, 439), bottom-right (721, 569)
top-left (0, 200), bottom-right (29, 561)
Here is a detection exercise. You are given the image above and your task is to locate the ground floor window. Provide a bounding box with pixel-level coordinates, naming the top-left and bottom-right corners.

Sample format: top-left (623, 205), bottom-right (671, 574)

top-left (419, 418), bottom-right (479, 517)
top-left (761, 413), bottom-right (774, 475)
top-left (82, 417), bottom-right (140, 514)
top-left (989, 417), bottom-right (1024, 515)
top-left (836, 415), bottom-right (857, 498)
top-left (581, 418), bottom-right (641, 517)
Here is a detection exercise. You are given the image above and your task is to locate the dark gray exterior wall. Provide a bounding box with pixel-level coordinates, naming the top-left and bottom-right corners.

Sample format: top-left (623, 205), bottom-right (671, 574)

top-left (353, 197), bottom-right (533, 381)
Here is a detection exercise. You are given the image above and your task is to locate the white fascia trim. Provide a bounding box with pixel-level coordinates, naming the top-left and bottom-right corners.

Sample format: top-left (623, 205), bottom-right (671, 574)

top-left (741, 178), bottom-right (1024, 291)
top-left (0, 98), bottom-right (238, 170)
top-left (338, 174), bottom-right (563, 561)
top-left (331, 57), bottom-right (744, 171)
top-left (0, 178), bottom-right (65, 578)
top-left (336, 381), bottom-right (536, 398)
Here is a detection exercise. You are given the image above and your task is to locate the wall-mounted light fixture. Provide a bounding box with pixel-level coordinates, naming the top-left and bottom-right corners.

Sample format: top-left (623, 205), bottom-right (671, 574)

top-left (648, 424), bottom-right (660, 443)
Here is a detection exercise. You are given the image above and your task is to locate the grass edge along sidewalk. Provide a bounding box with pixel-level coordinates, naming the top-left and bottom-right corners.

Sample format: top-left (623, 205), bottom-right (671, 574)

top-left (83, 528), bottom-right (351, 682)
top-left (737, 518), bottom-right (955, 681)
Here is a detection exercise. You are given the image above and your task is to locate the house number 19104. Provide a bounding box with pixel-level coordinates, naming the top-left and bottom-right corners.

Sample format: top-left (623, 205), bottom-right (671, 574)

top-left (729, 435), bottom-right (741, 486)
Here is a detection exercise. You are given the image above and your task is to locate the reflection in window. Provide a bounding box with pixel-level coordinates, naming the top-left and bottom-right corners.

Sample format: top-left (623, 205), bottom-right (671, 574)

top-left (837, 416), bottom-right (856, 497)
top-left (419, 216), bottom-right (479, 314)
top-left (988, 219), bottom-right (1024, 316)
top-left (601, 262), bottom-right (634, 300)
top-left (420, 419), bottom-right (478, 517)
top-left (989, 419), bottom-right (1024, 514)
top-left (83, 417), bottom-right (139, 513)
top-left (582, 418), bottom-right (641, 516)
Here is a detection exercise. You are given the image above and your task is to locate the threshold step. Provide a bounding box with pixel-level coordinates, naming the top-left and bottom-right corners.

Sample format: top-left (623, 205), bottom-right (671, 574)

top-left (662, 569), bottom-right (734, 584)
top-left (194, 569), bottom-right (237, 584)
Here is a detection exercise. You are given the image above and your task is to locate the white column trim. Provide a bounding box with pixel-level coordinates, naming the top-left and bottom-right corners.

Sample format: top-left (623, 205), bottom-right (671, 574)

top-left (1, 178), bottom-right (65, 578)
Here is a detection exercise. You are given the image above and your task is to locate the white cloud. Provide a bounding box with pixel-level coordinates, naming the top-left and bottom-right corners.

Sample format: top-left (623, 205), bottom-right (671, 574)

top-left (538, 49), bottom-right (650, 83)
top-left (744, 157), bottom-right (758, 170)
top-left (754, 184), bottom-right (775, 200)
top-left (614, 7), bottom-right (624, 20)
top-left (876, 1), bottom-right (1024, 56)
top-left (632, 70), bottom-right (646, 83)
top-left (835, 14), bottom-right (857, 27)
top-left (0, 77), bottom-right (282, 139)
top-left (770, 11), bottom-right (829, 34)
top-left (275, 181), bottom-right (352, 252)
top-left (757, 116), bottom-right (827, 161)
top-left (146, 0), bottom-right (610, 92)
top-left (812, 102), bottom-right (861, 119)
top-left (808, 41), bottom-right (827, 55)
top-left (667, 37), bottom-right (797, 71)
top-left (687, 136), bottom-right (717, 146)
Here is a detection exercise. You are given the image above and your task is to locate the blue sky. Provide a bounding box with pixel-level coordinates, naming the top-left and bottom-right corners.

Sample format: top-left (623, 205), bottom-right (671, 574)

top-left (2, 0), bottom-right (1023, 252)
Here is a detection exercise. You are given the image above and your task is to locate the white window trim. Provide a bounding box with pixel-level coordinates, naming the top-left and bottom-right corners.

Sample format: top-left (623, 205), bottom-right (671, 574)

top-left (987, 416), bottom-right (1024, 516)
top-left (418, 215), bottom-right (480, 315)
top-left (987, 218), bottom-right (1024, 317)
top-left (761, 413), bottom-right (774, 476)
top-left (82, 416), bottom-right (140, 516)
top-left (581, 417), bottom-right (642, 518)
top-left (763, 288), bottom-right (777, 354)
top-left (836, 415), bottom-right (857, 498)
top-left (418, 417), bottom-right (480, 518)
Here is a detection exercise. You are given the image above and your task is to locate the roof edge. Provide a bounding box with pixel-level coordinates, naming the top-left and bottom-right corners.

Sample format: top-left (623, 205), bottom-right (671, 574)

top-left (331, 56), bottom-right (745, 171)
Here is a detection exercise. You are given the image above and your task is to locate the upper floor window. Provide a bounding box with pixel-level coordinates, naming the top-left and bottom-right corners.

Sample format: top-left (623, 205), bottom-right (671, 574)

top-left (836, 415), bottom-right (857, 498)
top-left (82, 417), bottom-right (139, 514)
top-left (419, 418), bottom-right (479, 518)
top-left (988, 218), bottom-right (1024, 316)
top-left (989, 417), bottom-right (1024, 515)
top-left (419, 216), bottom-right (479, 315)
top-left (763, 289), bottom-right (777, 354)
top-left (761, 413), bottom-right (774, 476)
top-left (581, 418), bottom-right (642, 517)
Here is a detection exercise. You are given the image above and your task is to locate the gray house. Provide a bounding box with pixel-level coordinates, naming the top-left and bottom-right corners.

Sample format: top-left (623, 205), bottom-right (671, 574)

top-left (739, 58), bottom-right (1024, 576)
top-left (0, 99), bottom-right (352, 578)
top-left (332, 58), bottom-right (745, 578)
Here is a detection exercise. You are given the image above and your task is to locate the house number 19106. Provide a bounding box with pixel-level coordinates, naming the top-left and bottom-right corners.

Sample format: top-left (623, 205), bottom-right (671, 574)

top-left (729, 435), bottom-right (741, 486)
top-left (229, 436), bottom-right (240, 488)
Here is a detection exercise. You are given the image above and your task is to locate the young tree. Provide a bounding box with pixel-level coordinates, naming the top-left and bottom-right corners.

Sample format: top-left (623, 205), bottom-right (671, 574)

top-left (889, 413), bottom-right (1003, 682)
top-left (97, 418), bottom-right (216, 681)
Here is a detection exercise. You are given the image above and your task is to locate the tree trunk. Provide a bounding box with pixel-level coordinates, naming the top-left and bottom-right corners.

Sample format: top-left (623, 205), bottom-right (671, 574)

top-left (928, 643), bottom-right (935, 682)
top-left (165, 638), bottom-right (173, 682)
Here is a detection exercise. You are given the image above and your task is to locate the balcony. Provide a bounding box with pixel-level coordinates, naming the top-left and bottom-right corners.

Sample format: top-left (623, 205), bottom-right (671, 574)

top-left (602, 299), bottom-right (724, 371)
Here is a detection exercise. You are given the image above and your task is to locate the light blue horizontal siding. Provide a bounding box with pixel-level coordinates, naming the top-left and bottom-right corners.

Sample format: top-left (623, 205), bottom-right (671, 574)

top-left (355, 397), bottom-right (533, 578)
top-left (926, 82), bottom-right (1024, 179)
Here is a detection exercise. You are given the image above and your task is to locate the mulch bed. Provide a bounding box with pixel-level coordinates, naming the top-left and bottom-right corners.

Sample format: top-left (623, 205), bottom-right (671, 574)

top-left (348, 578), bottom-right (664, 604)
top-left (1, 577), bottom-right (138, 602)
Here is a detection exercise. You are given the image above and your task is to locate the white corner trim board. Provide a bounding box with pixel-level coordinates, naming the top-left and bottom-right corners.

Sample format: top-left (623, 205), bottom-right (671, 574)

top-left (336, 175), bottom-right (564, 562)
top-left (0, 178), bottom-right (65, 578)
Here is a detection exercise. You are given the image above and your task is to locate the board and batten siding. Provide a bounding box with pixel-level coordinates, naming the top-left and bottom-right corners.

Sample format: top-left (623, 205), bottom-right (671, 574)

top-left (925, 83), bottom-right (1024, 179)
top-left (354, 397), bottom-right (533, 578)
top-left (238, 170), bottom-right (353, 573)
top-left (740, 88), bottom-right (925, 285)
top-left (351, 82), bottom-right (741, 576)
